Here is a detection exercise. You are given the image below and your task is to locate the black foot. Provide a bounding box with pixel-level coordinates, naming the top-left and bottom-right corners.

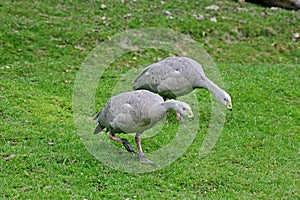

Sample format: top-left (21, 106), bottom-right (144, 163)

top-left (178, 118), bottom-right (184, 125)
top-left (121, 138), bottom-right (137, 154)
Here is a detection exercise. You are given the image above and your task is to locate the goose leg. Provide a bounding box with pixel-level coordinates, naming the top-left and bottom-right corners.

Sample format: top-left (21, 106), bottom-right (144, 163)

top-left (176, 112), bottom-right (184, 124)
top-left (109, 133), bottom-right (137, 154)
top-left (135, 133), bottom-right (153, 164)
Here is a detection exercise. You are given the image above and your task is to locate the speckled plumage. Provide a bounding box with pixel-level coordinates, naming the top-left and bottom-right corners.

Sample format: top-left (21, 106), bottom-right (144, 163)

top-left (134, 57), bottom-right (206, 99)
top-left (94, 90), bottom-right (166, 134)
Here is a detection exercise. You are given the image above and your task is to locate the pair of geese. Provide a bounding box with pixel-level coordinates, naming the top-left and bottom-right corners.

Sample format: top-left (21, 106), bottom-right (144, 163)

top-left (93, 57), bottom-right (232, 164)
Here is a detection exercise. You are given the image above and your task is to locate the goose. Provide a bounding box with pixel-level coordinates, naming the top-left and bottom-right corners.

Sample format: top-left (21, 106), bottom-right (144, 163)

top-left (134, 56), bottom-right (232, 123)
top-left (94, 90), bottom-right (194, 164)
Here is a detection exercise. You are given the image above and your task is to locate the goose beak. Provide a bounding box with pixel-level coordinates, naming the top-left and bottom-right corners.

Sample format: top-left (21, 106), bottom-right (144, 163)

top-left (188, 110), bottom-right (195, 120)
top-left (227, 102), bottom-right (232, 111)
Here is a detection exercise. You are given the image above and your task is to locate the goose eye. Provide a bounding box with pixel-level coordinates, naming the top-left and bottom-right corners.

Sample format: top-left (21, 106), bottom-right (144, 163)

top-left (182, 107), bottom-right (186, 111)
top-left (223, 98), bottom-right (227, 101)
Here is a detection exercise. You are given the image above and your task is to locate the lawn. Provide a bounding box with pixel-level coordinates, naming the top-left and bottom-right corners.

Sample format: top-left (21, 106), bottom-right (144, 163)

top-left (0, 0), bottom-right (299, 199)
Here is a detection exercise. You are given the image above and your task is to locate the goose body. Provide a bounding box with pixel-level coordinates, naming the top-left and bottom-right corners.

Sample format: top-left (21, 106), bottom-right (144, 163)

top-left (134, 57), bottom-right (232, 110)
top-left (94, 90), bottom-right (194, 164)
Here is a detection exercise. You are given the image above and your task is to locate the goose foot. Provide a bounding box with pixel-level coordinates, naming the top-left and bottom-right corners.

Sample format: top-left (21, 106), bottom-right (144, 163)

top-left (121, 138), bottom-right (137, 154)
top-left (138, 153), bottom-right (154, 165)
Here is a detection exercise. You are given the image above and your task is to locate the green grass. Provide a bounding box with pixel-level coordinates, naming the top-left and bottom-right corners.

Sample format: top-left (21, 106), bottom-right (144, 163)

top-left (1, 0), bottom-right (299, 199)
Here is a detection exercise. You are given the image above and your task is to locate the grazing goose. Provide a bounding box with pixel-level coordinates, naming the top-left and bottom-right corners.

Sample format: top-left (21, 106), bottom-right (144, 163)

top-left (93, 90), bottom-right (194, 164)
top-left (134, 56), bottom-right (232, 122)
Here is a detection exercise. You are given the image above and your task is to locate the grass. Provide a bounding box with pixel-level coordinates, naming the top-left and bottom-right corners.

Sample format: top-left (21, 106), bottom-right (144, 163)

top-left (0, 0), bottom-right (299, 199)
